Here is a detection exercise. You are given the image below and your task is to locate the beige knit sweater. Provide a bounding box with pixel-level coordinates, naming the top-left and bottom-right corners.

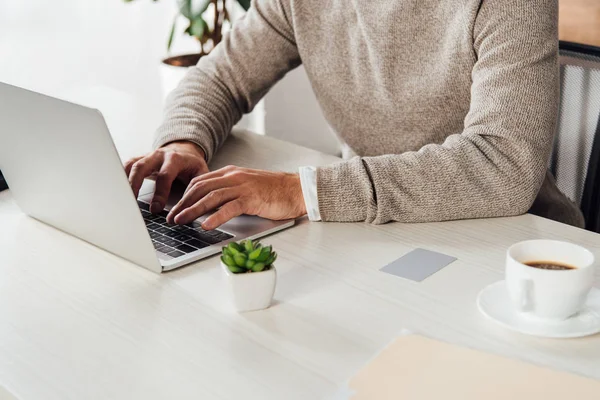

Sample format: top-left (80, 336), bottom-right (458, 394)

top-left (155, 0), bottom-right (584, 227)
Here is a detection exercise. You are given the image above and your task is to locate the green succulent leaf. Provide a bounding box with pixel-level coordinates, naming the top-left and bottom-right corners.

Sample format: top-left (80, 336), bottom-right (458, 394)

top-left (251, 262), bottom-right (266, 272)
top-left (236, 0), bottom-right (252, 11)
top-left (233, 253), bottom-right (248, 267)
top-left (229, 242), bottom-right (243, 252)
top-left (265, 252), bottom-right (277, 266)
top-left (246, 260), bottom-right (256, 268)
top-left (222, 247), bottom-right (232, 258)
top-left (227, 245), bottom-right (241, 257)
top-left (221, 254), bottom-right (235, 268)
top-left (227, 264), bottom-right (246, 274)
top-left (248, 247), bottom-right (262, 260)
top-left (256, 246), bottom-right (272, 262)
top-left (244, 239), bottom-right (254, 253)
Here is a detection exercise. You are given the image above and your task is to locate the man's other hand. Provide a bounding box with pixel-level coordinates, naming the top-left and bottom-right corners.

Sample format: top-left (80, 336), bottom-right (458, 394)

top-left (125, 141), bottom-right (209, 214)
top-left (166, 166), bottom-right (307, 230)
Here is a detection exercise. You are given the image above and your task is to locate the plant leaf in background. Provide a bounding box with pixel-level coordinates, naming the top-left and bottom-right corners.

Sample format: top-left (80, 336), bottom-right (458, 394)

top-left (124, 0), bottom-right (253, 54)
top-left (177, 0), bottom-right (212, 20)
top-left (186, 16), bottom-right (209, 40)
top-left (167, 16), bottom-right (178, 50)
top-left (236, 0), bottom-right (251, 11)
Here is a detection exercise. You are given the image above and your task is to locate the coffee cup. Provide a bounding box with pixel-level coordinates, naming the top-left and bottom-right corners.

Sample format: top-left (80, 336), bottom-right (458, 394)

top-left (505, 240), bottom-right (595, 321)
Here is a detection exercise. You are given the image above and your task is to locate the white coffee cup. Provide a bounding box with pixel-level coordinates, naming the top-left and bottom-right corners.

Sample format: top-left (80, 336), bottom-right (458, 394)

top-left (505, 240), bottom-right (595, 321)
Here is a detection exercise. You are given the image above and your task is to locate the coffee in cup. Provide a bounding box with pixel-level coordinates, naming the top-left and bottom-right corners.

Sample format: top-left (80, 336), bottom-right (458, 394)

top-left (505, 240), bottom-right (595, 320)
top-left (523, 261), bottom-right (576, 271)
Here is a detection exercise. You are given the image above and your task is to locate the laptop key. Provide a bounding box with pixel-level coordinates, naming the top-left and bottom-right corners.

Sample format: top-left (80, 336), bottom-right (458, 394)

top-left (185, 239), bottom-right (210, 249)
top-left (167, 250), bottom-right (185, 258)
top-left (152, 241), bottom-right (164, 249)
top-left (146, 223), bottom-right (161, 231)
top-left (165, 230), bottom-right (183, 239)
top-left (163, 239), bottom-right (182, 248)
top-left (187, 231), bottom-right (221, 244)
top-left (156, 245), bottom-right (173, 254)
top-left (213, 231), bottom-right (234, 240)
top-left (153, 216), bottom-right (168, 225)
top-left (155, 227), bottom-right (174, 235)
top-left (137, 201), bottom-right (150, 211)
top-left (181, 227), bottom-right (198, 235)
top-left (149, 231), bottom-right (162, 239)
top-left (172, 233), bottom-right (192, 242)
top-left (144, 219), bottom-right (154, 226)
top-left (141, 210), bottom-right (151, 217)
top-left (155, 236), bottom-right (172, 244)
top-left (175, 244), bottom-right (198, 253)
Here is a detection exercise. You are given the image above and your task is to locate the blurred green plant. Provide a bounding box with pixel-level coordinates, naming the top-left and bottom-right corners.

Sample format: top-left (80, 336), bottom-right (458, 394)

top-left (221, 240), bottom-right (277, 274)
top-left (124, 0), bottom-right (251, 55)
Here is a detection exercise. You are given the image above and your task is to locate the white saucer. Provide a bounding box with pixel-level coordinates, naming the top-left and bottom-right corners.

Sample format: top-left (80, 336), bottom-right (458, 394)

top-left (477, 281), bottom-right (600, 338)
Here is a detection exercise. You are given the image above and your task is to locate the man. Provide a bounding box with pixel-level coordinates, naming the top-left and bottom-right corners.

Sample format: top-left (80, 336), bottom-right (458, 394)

top-left (126, 0), bottom-right (584, 230)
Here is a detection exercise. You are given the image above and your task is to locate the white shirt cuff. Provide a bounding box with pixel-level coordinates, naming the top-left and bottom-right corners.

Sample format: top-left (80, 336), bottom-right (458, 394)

top-left (299, 166), bottom-right (322, 221)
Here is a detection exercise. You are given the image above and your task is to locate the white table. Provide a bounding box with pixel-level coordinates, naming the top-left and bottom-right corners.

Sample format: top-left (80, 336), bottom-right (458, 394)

top-left (0, 131), bottom-right (599, 400)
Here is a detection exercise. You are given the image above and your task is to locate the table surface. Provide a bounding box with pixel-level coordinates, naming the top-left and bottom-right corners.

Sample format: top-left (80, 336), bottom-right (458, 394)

top-left (1, 130), bottom-right (599, 400)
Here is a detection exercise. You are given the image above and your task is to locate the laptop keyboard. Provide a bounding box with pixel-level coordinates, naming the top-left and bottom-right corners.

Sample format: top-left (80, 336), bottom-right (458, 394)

top-left (138, 201), bottom-right (234, 259)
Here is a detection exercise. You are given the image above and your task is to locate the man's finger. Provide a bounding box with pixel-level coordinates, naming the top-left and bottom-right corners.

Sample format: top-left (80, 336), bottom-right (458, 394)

top-left (129, 152), bottom-right (163, 198)
top-left (124, 156), bottom-right (143, 176)
top-left (182, 165), bottom-right (239, 194)
top-left (173, 189), bottom-right (241, 225)
top-left (168, 176), bottom-right (238, 223)
top-left (201, 199), bottom-right (245, 230)
top-left (150, 157), bottom-right (180, 213)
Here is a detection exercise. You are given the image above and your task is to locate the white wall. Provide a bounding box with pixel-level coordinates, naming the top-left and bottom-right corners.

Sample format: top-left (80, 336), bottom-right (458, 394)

top-left (265, 67), bottom-right (341, 156)
top-left (0, 0), bottom-right (181, 159)
top-left (0, 0), bottom-right (334, 160)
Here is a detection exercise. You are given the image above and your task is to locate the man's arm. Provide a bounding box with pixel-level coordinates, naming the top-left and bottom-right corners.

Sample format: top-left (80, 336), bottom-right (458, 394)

top-left (315, 0), bottom-right (559, 223)
top-left (126, 0), bottom-right (301, 214)
top-left (154, 0), bottom-right (301, 162)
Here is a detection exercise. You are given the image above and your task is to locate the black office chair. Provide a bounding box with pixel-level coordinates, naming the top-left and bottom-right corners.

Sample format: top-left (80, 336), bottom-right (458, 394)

top-left (551, 41), bottom-right (600, 233)
top-left (0, 170), bottom-right (7, 192)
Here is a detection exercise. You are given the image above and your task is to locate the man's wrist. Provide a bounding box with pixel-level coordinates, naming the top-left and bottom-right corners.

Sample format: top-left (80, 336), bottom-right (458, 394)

top-left (163, 141), bottom-right (206, 160)
top-left (291, 173), bottom-right (307, 216)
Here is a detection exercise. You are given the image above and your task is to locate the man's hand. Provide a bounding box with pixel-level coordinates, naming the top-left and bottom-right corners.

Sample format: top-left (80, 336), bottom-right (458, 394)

top-left (166, 166), bottom-right (307, 230)
top-left (125, 141), bottom-right (209, 213)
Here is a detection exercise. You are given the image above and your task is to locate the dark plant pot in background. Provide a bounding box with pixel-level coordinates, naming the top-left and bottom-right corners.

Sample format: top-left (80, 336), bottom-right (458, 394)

top-left (163, 53), bottom-right (202, 68)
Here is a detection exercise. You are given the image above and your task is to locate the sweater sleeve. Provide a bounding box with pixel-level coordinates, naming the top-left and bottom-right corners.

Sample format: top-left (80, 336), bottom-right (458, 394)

top-left (316, 0), bottom-right (559, 223)
top-left (153, 0), bottom-right (300, 162)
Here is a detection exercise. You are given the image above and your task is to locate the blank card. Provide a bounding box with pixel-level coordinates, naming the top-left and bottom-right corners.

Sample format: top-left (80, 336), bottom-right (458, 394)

top-left (380, 248), bottom-right (456, 282)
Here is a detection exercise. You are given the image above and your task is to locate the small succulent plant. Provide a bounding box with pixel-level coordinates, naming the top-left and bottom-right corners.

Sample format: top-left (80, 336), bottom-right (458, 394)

top-left (221, 240), bottom-right (277, 274)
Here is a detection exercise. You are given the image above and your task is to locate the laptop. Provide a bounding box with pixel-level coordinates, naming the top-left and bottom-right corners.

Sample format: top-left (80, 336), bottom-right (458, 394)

top-left (0, 82), bottom-right (294, 273)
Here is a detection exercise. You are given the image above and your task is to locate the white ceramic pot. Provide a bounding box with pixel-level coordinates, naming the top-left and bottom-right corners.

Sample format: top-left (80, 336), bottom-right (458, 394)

top-left (221, 261), bottom-right (277, 312)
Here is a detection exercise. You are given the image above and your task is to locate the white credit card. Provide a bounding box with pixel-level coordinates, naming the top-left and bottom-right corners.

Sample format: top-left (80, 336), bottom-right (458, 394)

top-left (380, 248), bottom-right (457, 282)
